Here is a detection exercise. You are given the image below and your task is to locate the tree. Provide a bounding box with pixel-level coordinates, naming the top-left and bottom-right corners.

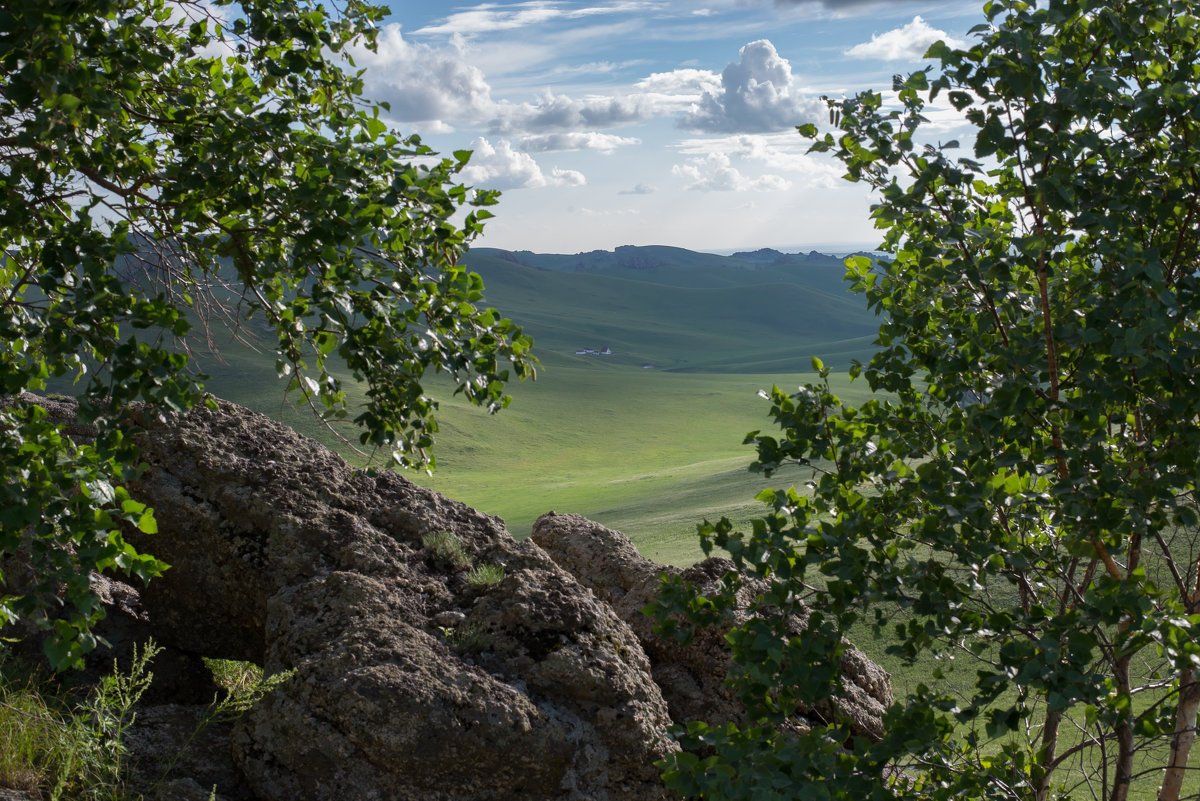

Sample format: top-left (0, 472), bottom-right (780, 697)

top-left (0, 0), bottom-right (533, 669)
top-left (654, 1), bottom-right (1200, 799)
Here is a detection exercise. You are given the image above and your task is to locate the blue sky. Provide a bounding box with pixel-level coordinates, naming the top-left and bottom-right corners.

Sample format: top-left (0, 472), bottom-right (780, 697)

top-left (358, 0), bottom-right (983, 253)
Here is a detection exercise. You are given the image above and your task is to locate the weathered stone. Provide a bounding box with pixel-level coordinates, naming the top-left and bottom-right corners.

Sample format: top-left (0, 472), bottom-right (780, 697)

top-left (432, 610), bottom-right (467, 627)
top-left (119, 398), bottom-right (676, 801)
top-left (10, 393), bottom-right (892, 799)
top-left (122, 704), bottom-right (252, 801)
top-left (531, 511), bottom-right (893, 740)
top-left (0, 789), bottom-right (40, 801)
top-left (0, 559), bottom-right (215, 705)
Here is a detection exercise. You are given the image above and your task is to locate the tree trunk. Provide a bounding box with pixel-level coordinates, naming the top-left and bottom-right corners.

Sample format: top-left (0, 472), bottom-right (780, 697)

top-left (1035, 708), bottom-right (1063, 801)
top-left (1158, 668), bottom-right (1200, 801)
top-left (1111, 652), bottom-right (1135, 801)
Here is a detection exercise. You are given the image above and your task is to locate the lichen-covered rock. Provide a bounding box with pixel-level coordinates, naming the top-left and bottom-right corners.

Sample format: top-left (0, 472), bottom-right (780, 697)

top-left (14, 393), bottom-right (891, 799)
top-left (120, 398), bottom-right (676, 801)
top-left (531, 512), bottom-right (893, 740)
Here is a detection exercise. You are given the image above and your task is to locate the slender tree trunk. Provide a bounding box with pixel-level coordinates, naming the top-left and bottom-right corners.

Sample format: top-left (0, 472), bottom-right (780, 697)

top-left (1158, 668), bottom-right (1199, 801)
top-left (1156, 553), bottom-right (1200, 801)
top-left (1111, 651), bottom-right (1135, 801)
top-left (1035, 708), bottom-right (1063, 801)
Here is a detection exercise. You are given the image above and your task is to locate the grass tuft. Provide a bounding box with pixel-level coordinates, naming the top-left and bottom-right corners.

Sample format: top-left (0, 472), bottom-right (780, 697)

top-left (422, 530), bottom-right (473, 572)
top-left (443, 622), bottom-right (493, 655)
top-left (465, 563), bottom-right (505, 590)
top-left (0, 640), bottom-right (160, 801)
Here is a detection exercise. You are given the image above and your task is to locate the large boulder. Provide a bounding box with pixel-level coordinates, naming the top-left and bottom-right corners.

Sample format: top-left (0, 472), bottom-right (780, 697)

top-left (531, 512), bottom-right (893, 740)
top-left (118, 398), bottom-right (676, 801)
top-left (8, 393), bottom-right (893, 799)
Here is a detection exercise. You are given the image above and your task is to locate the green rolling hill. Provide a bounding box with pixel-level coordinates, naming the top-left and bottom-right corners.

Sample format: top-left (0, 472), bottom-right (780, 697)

top-left (459, 245), bottom-right (880, 372)
top-left (127, 244), bottom-right (885, 563)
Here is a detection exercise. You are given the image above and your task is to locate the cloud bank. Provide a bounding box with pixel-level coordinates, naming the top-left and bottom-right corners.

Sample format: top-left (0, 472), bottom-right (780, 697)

top-left (413, 2), bottom-right (657, 36)
top-left (490, 90), bottom-right (650, 134)
top-left (680, 40), bottom-right (823, 133)
top-left (844, 16), bottom-right (966, 60)
top-left (672, 152), bottom-right (791, 192)
top-left (774, 0), bottom-right (924, 7)
top-left (517, 132), bottom-right (641, 153)
top-left (356, 27), bottom-right (823, 145)
top-left (355, 25), bottom-right (495, 127)
top-left (461, 137), bottom-right (586, 190)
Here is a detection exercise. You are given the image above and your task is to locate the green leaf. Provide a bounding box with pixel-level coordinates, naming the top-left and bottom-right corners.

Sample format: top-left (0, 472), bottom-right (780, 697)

top-left (57, 93), bottom-right (81, 113)
top-left (137, 509), bottom-right (158, 534)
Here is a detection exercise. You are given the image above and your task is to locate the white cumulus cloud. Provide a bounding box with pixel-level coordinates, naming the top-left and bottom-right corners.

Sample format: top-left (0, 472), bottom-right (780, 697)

top-left (844, 16), bottom-right (967, 61)
top-left (680, 40), bottom-right (823, 134)
top-left (490, 90), bottom-right (650, 134)
top-left (672, 152), bottom-right (791, 192)
top-left (635, 68), bottom-right (721, 97)
top-left (461, 137), bottom-right (586, 190)
top-left (549, 167), bottom-right (588, 186)
top-left (517, 132), bottom-right (641, 153)
top-left (705, 134), bottom-right (842, 186)
top-left (353, 25), bottom-right (495, 127)
top-left (578, 207), bottom-right (641, 217)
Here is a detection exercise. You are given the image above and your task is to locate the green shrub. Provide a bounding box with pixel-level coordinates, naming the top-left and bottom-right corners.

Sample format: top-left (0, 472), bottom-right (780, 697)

top-left (0, 640), bottom-right (159, 801)
top-left (203, 658), bottom-right (264, 699)
top-left (0, 643), bottom-right (293, 800)
top-left (465, 563), bottom-right (505, 590)
top-left (422, 531), bottom-right (473, 572)
top-left (153, 663), bottom-right (294, 791)
top-left (443, 622), bottom-right (493, 655)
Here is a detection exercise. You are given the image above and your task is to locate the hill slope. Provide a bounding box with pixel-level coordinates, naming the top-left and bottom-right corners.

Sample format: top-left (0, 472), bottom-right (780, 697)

top-left (460, 245), bottom-right (879, 372)
top-left (152, 244), bottom-right (884, 562)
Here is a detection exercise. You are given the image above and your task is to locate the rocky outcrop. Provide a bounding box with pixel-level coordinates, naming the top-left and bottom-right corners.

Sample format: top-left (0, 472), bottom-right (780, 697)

top-left (530, 512), bottom-right (893, 740)
top-left (8, 394), bottom-right (893, 800)
top-left (117, 397), bottom-right (675, 801)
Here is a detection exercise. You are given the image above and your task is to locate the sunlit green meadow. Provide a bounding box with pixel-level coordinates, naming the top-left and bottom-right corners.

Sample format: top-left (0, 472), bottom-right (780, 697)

top-left (200, 343), bottom-right (876, 566)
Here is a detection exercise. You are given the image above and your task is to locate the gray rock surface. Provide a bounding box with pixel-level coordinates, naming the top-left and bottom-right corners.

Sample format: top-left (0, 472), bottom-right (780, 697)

top-left (122, 704), bottom-right (251, 801)
top-left (0, 789), bottom-right (39, 801)
top-left (120, 398), bottom-right (676, 801)
top-left (8, 394), bottom-right (892, 800)
top-left (531, 512), bottom-right (893, 740)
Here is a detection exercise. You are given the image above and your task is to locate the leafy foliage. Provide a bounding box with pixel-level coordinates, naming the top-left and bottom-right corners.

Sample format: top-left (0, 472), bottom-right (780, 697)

top-left (0, 640), bottom-right (158, 800)
top-left (0, 0), bottom-right (533, 668)
top-left (655, 1), bottom-right (1200, 799)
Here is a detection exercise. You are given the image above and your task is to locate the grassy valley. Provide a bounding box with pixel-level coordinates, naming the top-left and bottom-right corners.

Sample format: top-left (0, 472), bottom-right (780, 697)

top-left (405, 354), bottom-right (877, 565)
top-left (193, 244), bottom-right (881, 564)
top-left (462, 246), bottom-right (879, 373)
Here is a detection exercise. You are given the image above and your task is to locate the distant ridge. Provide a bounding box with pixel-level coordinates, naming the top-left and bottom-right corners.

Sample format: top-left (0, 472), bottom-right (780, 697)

top-left (470, 244), bottom-right (870, 274)
top-left (729, 248), bottom-right (785, 262)
top-left (461, 245), bottom-right (880, 373)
